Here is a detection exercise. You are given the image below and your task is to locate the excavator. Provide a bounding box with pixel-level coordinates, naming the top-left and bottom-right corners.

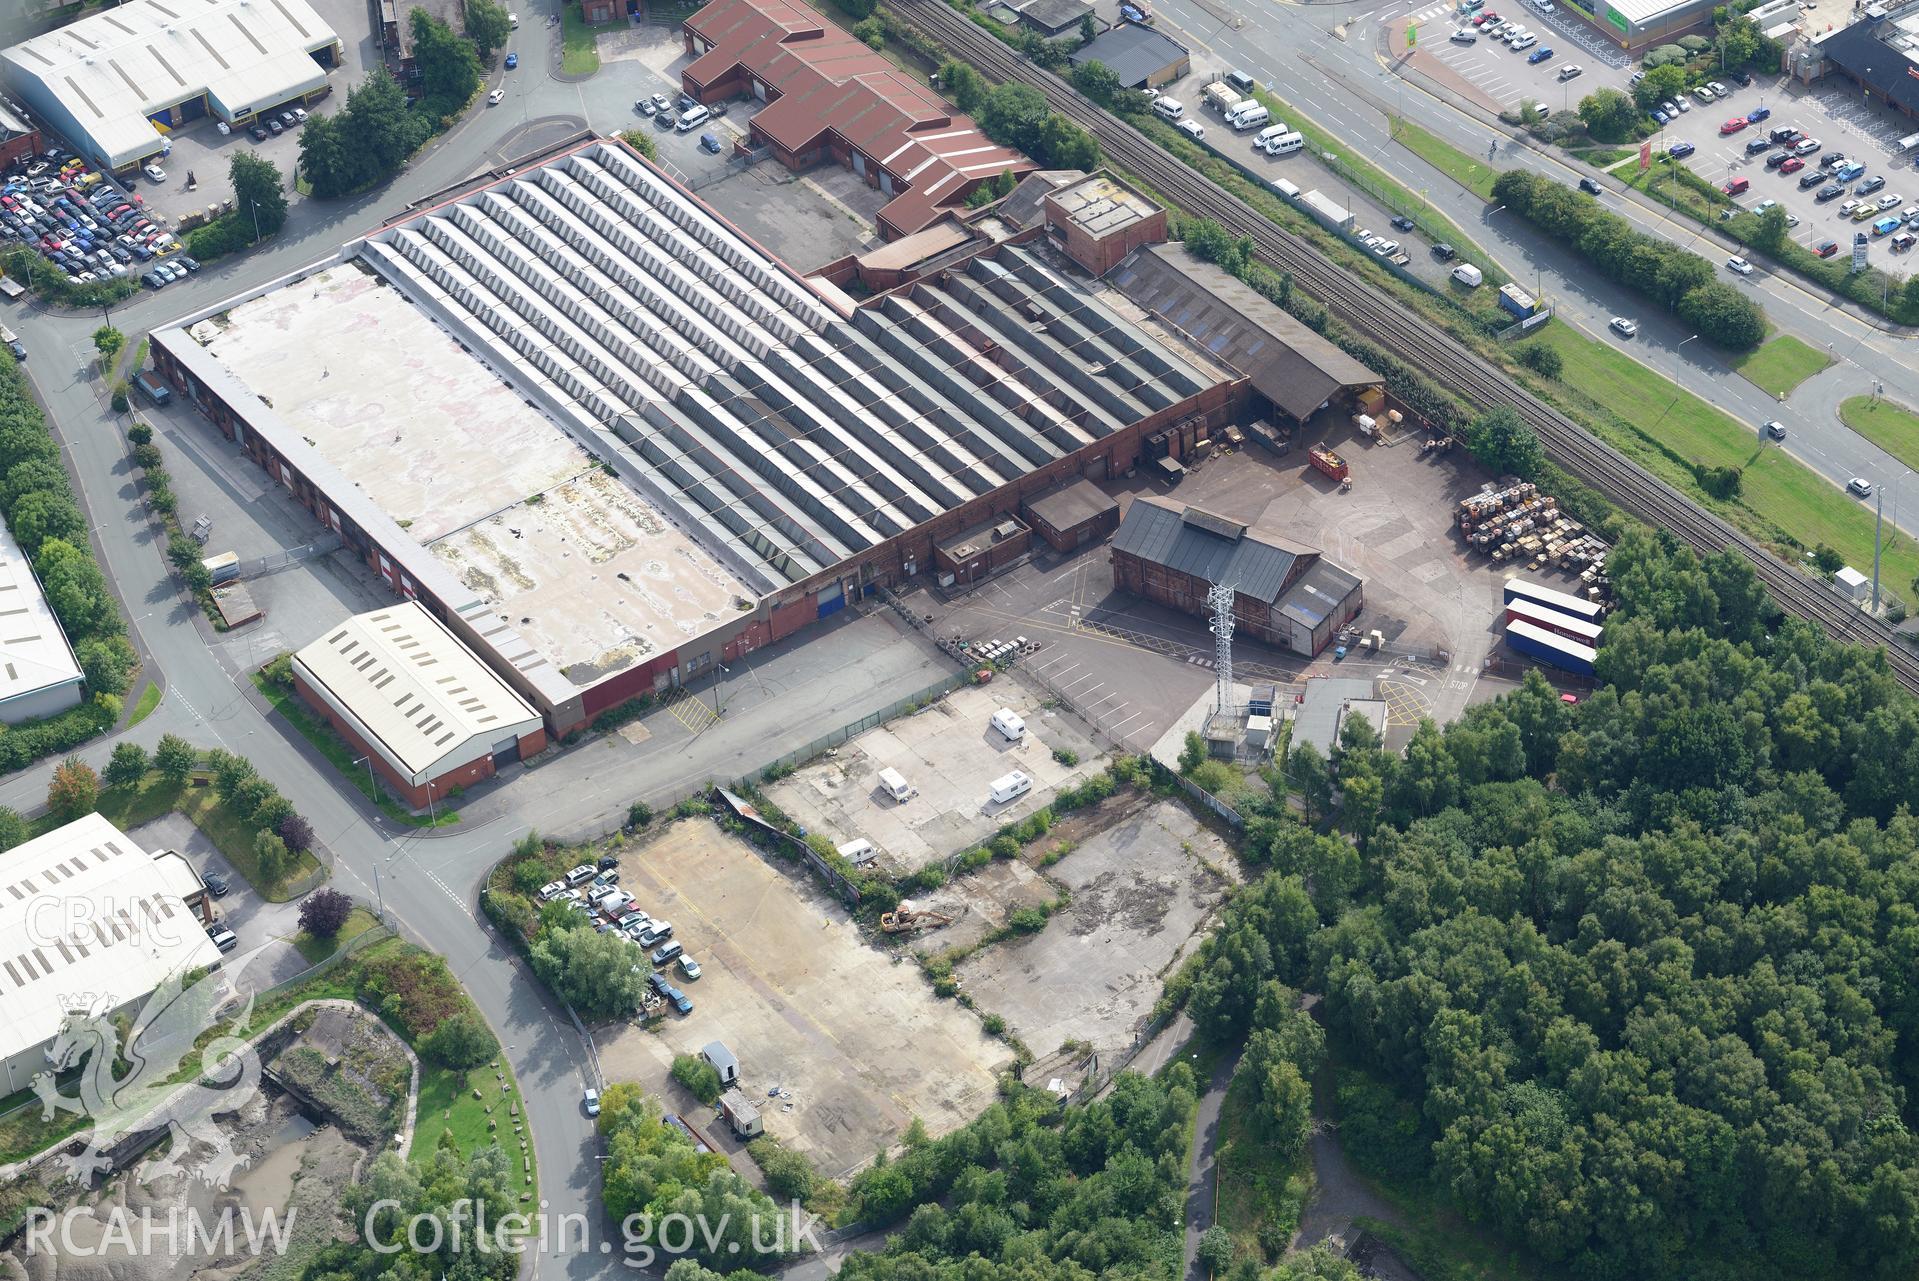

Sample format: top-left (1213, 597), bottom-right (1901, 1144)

top-left (881, 900), bottom-right (954, 934)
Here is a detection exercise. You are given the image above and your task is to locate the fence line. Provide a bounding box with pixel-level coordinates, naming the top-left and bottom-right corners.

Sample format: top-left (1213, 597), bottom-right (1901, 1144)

top-left (730, 672), bottom-right (967, 792)
top-left (248, 921), bottom-right (394, 1009)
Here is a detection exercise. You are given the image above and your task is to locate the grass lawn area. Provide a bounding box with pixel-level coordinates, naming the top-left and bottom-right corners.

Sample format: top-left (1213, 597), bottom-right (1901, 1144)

top-left (1216, 1067), bottom-right (1311, 1262)
top-left (293, 905), bottom-right (380, 964)
top-left (560, 6), bottom-right (620, 75)
top-left (1839, 396), bottom-right (1919, 475)
top-left (1731, 335), bottom-right (1832, 398)
top-left (1392, 117), bottom-right (1498, 201)
top-left (253, 672), bottom-right (459, 828)
top-left (127, 680), bottom-right (161, 727)
top-left (1531, 326), bottom-right (1919, 593)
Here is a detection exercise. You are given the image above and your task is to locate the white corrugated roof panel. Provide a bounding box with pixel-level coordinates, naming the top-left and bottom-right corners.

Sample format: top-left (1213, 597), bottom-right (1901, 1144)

top-left (0, 0), bottom-right (338, 167)
top-left (291, 601), bottom-right (543, 783)
top-left (0, 514), bottom-right (84, 715)
top-left (0, 813), bottom-right (224, 1072)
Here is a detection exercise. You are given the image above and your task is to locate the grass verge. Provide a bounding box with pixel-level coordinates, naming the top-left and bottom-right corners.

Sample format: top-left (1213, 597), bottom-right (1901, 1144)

top-left (252, 673), bottom-right (460, 828)
top-left (1838, 396), bottom-right (1919, 476)
top-left (560, 6), bottom-right (620, 75)
top-left (1392, 117), bottom-right (1498, 201)
top-left (1730, 335), bottom-right (1832, 398)
top-left (1529, 325), bottom-right (1919, 591)
top-left (127, 681), bottom-right (162, 727)
top-left (293, 905), bottom-right (380, 964)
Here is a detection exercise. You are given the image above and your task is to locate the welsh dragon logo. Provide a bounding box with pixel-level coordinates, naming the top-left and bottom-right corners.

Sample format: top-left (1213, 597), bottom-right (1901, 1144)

top-left (31, 956), bottom-right (262, 1188)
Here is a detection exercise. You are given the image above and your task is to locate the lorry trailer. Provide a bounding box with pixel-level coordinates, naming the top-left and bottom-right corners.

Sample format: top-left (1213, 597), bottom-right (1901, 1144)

top-left (1503, 577), bottom-right (1604, 623)
top-left (1505, 617), bottom-right (1597, 677)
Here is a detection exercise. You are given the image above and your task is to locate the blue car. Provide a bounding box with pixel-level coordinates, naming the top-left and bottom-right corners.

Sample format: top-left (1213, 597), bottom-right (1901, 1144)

top-left (1526, 46), bottom-right (1553, 63)
top-left (1747, 105), bottom-right (1771, 123)
top-left (1669, 140), bottom-right (1696, 158)
top-left (504, 51), bottom-right (518, 68)
top-left (1652, 109), bottom-right (1669, 125)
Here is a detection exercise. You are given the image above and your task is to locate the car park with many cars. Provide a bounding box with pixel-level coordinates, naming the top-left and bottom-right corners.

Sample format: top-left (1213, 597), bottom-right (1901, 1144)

top-left (0, 148), bottom-right (179, 288)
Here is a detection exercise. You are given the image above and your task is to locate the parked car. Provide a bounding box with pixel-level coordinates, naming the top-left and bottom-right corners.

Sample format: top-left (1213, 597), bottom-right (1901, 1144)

top-left (1526, 45), bottom-right (1552, 62)
top-left (583, 1088), bottom-right (600, 1117)
top-left (1692, 85), bottom-right (1716, 103)
top-left (1800, 171), bottom-right (1829, 190)
top-left (1722, 176), bottom-right (1749, 195)
top-left (1879, 192), bottom-right (1902, 210)
top-left (679, 956), bottom-right (702, 980)
top-left (1556, 63), bottom-right (1582, 80)
top-left (266, 118), bottom-right (283, 135)
top-left (203, 870), bottom-right (230, 897)
top-left (1390, 214), bottom-right (1415, 231)
top-left (1431, 242), bottom-right (1456, 259)
top-left (1747, 104), bottom-right (1770, 121)
top-left (505, 51), bottom-right (518, 67)
top-left (1813, 237), bottom-right (1840, 256)
top-left (141, 163), bottom-right (166, 181)
top-left (1779, 157), bottom-right (1805, 174)
top-left (207, 924), bottom-right (238, 953)
top-left (1719, 116), bottom-right (1747, 135)
top-left (487, 88), bottom-right (505, 105)
top-left (1744, 137), bottom-right (1772, 155)
top-left (1708, 80), bottom-right (1729, 96)
top-left (699, 132), bottom-right (722, 154)
top-left (1765, 150), bottom-right (1792, 169)
top-left (1816, 183), bottom-right (1845, 201)
top-left (1609, 316), bottom-right (1638, 337)
top-left (1669, 141), bottom-right (1696, 158)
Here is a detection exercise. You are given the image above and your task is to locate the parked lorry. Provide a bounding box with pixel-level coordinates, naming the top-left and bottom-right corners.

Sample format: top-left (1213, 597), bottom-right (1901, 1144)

top-left (1308, 444), bottom-right (1348, 481)
top-left (1201, 82), bottom-right (1244, 115)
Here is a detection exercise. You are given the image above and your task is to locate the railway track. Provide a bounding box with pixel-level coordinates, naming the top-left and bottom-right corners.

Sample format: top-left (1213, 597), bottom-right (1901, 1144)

top-left (894, 0), bottom-right (1908, 688)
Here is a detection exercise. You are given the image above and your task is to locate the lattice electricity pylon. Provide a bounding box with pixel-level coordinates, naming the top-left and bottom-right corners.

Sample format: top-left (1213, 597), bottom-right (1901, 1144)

top-left (1207, 581), bottom-right (1237, 713)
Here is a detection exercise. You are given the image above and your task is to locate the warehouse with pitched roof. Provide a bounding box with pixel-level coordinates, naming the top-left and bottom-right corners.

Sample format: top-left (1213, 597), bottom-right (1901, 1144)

top-left (1111, 496), bottom-right (1362, 657)
top-left (0, 0), bottom-right (341, 172)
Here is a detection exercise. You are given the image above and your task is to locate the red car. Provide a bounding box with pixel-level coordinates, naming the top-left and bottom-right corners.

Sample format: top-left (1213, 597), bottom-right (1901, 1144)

top-left (1779, 157), bottom-right (1805, 174)
top-left (1472, 9), bottom-right (1497, 22)
top-left (1723, 176), bottom-right (1750, 195)
top-left (1719, 116), bottom-right (1748, 135)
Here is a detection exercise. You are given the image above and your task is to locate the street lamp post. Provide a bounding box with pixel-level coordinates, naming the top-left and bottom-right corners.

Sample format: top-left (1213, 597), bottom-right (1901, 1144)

top-left (353, 753), bottom-right (376, 791)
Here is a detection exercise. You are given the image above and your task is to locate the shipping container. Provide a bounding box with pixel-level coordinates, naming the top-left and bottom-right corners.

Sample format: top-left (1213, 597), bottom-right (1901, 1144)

top-left (1503, 577), bottom-right (1603, 623)
top-left (1505, 617), bottom-right (1597, 677)
top-left (1504, 598), bottom-right (1602, 645)
top-left (1497, 282), bottom-right (1539, 318)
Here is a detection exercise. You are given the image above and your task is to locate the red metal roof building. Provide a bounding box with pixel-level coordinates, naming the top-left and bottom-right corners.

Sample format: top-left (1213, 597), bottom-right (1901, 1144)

top-left (681, 0), bottom-right (1035, 238)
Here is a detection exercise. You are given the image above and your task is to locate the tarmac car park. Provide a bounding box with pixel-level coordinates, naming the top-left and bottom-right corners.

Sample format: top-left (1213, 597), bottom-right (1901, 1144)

top-left (0, 148), bottom-right (178, 286)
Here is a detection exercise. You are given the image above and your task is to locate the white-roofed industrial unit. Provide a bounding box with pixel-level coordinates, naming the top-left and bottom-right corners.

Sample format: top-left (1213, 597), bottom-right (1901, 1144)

top-left (0, 513), bottom-right (84, 724)
top-left (291, 601), bottom-right (545, 788)
top-left (0, 812), bottom-right (223, 1094)
top-left (0, 0), bottom-right (341, 171)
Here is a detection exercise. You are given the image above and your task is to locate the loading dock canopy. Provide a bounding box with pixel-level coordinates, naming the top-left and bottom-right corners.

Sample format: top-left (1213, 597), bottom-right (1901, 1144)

top-left (1107, 244), bottom-right (1381, 422)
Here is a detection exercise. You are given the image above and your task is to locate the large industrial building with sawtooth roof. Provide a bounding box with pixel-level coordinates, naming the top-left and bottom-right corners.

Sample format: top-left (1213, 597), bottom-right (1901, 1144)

top-left (149, 137), bottom-right (1243, 735)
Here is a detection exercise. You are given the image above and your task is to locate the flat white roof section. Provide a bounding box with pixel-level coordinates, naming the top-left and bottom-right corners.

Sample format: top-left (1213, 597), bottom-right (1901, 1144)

top-left (0, 513), bottom-right (85, 721)
top-left (291, 601), bottom-right (543, 784)
top-left (0, 0), bottom-right (338, 168)
top-left (0, 813), bottom-right (223, 1073)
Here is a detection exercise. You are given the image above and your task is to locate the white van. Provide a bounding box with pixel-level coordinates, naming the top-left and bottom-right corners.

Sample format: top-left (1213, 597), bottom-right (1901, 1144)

top-left (1271, 177), bottom-right (1301, 199)
top-left (1229, 103), bottom-right (1271, 131)
top-left (1254, 123), bottom-right (1290, 148)
top-left (1451, 262), bottom-right (1484, 287)
top-left (1265, 131), bottom-right (1305, 157)
top-left (1177, 118), bottom-right (1206, 142)
top-left (1151, 96), bottom-right (1185, 121)
top-left (990, 707), bottom-right (1027, 742)
top-left (988, 770), bottom-right (1034, 806)
top-left (878, 767), bottom-right (918, 803)
top-left (676, 105), bottom-right (711, 132)
top-left (508, 10), bottom-right (518, 26)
